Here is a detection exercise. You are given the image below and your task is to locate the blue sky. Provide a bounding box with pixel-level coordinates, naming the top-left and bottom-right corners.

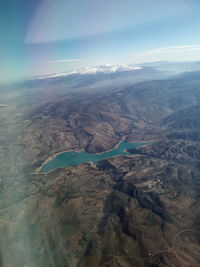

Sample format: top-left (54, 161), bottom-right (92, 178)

top-left (1, 0), bottom-right (200, 83)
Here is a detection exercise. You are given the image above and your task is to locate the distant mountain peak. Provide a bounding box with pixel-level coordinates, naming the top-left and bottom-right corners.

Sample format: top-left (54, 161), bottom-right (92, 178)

top-left (37, 64), bottom-right (143, 80)
top-left (79, 64), bottom-right (142, 74)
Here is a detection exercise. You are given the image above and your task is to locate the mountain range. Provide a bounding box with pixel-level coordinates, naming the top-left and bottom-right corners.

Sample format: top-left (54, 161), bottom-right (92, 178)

top-left (1, 63), bottom-right (200, 266)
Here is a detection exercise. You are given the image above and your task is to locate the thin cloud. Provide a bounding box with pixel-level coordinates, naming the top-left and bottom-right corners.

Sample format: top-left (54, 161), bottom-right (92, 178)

top-left (149, 45), bottom-right (200, 54)
top-left (131, 44), bottom-right (200, 63)
top-left (48, 59), bottom-right (80, 64)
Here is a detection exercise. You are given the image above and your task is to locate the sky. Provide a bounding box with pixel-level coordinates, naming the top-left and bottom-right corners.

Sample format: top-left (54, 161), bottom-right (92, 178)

top-left (1, 0), bottom-right (200, 83)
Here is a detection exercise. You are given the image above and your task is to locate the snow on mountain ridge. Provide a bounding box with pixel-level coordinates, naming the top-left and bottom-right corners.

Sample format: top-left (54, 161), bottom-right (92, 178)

top-left (79, 64), bottom-right (142, 74)
top-left (37, 64), bottom-right (143, 79)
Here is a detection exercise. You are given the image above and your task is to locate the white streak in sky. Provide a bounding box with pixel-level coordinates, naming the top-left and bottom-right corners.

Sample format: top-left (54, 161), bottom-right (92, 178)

top-left (131, 44), bottom-right (200, 63)
top-left (48, 59), bottom-right (80, 64)
top-left (148, 45), bottom-right (200, 54)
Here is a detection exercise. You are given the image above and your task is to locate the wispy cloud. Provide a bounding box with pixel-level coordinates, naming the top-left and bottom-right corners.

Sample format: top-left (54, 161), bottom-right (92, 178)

top-left (48, 58), bottom-right (80, 64)
top-left (131, 44), bottom-right (200, 63)
top-left (147, 45), bottom-right (200, 54)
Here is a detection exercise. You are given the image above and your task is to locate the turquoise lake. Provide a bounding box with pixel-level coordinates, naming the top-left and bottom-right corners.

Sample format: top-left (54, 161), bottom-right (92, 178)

top-left (39, 141), bottom-right (146, 173)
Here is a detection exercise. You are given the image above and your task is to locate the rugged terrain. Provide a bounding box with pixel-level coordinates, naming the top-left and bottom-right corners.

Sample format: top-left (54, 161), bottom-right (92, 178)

top-left (1, 67), bottom-right (200, 266)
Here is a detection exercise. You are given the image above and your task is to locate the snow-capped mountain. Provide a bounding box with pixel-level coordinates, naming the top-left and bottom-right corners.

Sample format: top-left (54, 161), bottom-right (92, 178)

top-left (37, 64), bottom-right (143, 79)
top-left (78, 64), bottom-right (142, 74)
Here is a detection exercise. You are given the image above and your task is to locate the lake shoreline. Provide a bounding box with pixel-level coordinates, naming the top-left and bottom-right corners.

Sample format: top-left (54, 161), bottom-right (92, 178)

top-left (35, 138), bottom-right (152, 174)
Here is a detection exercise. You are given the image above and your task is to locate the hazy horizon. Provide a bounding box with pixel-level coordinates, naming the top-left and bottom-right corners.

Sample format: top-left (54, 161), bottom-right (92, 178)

top-left (1, 0), bottom-right (200, 83)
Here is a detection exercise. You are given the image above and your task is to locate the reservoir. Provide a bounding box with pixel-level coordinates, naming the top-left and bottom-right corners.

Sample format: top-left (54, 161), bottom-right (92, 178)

top-left (39, 141), bottom-right (146, 173)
